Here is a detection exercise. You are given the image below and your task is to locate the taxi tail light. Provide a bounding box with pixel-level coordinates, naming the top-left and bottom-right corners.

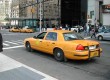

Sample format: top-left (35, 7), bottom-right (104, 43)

top-left (76, 44), bottom-right (85, 51)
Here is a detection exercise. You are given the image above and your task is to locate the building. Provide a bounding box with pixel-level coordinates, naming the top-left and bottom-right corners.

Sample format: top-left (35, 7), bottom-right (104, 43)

top-left (88, 0), bottom-right (110, 26)
top-left (0, 0), bottom-right (12, 26)
top-left (10, 0), bottom-right (19, 26)
top-left (102, 0), bottom-right (110, 25)
top-left (87, 0), bottom-right (103, 25)
top-left (11, 0), bottom-right (88, 29)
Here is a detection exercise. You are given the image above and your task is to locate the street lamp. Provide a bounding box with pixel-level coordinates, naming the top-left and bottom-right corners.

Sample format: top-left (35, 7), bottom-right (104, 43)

top-left (39, 1), bottom-right (42, 33)
top-left (58, 0), bottom-right (60, 27)
top-left (31, 0), bottom-right (34, 28)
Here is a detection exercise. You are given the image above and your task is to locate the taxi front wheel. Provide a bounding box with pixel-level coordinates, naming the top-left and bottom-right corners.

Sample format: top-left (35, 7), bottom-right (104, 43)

top-left (25, 42), bottom-right (32, 52)
top-left (54, 49), bottom-right (64, 61)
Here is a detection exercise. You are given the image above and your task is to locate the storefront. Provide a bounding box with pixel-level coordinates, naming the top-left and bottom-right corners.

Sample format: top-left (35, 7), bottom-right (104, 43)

top-left (102, 3), bottom-right (110, 25)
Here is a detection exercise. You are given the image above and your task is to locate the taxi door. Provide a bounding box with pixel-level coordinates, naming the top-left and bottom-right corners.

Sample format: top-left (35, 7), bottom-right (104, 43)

top-left (43, 32), bottom-right (57, 54)
top-left (31, 32), bottom-right (47, 51)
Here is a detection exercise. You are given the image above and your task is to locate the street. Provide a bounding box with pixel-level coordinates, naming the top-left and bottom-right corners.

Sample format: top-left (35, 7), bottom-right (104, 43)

top-left (0, 29), bottom-right (110, 80)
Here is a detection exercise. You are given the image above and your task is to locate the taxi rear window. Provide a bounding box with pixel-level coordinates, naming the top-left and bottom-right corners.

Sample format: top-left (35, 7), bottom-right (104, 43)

top-left (63, 32), bottom-right (84, 41)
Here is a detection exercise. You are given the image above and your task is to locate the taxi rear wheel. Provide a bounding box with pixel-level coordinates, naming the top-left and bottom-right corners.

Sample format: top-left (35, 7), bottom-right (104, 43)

top-left (25, 42), bottom-right (32, 52)
top-left (54, 49), bottom-right (64, 61)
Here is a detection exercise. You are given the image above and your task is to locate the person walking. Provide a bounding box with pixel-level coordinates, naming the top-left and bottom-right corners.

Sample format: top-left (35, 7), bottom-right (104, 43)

top-left (91, 27), bottom-right (96, 38)
top-left (0, 32), bottom-right (3, 52)
top-left (65, 24), bottom-right (69, 30)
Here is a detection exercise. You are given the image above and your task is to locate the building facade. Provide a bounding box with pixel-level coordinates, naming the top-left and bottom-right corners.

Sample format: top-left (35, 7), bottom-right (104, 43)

top-left (11, 0), bottom-right (87, 29)
top-left (0, 0), bottom-right (12, 26)
top-left (102, 0), bottom-right (110, 25)
top-left (88, 0), bottom-right (110, 26)
top-left (87, 0), bottom-right (103, 25)
top-left (10, 0), bottom-right (19, 26)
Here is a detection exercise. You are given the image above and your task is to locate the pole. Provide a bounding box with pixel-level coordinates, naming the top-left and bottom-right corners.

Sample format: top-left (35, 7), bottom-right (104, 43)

top-left (39, 1), bottom-right (42, 32)
top-left (32, 0), bottom-right (34, 28)
top-left (58, 0), bottom-right (60, 27)
top-left (43, 0), bottom-right (44, 31)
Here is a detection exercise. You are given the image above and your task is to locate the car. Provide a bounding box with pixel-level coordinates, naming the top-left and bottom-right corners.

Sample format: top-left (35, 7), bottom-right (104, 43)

top-left (96, 29), bottom-right (110, 40)
top-left (20, 27), bottom-right (34, 33)
top-left (9, 27), bottom-right (20, 32)
top-left (71, 26), bottom-right (83, 32)
top-left (24, 30), bottom-right (102, 61)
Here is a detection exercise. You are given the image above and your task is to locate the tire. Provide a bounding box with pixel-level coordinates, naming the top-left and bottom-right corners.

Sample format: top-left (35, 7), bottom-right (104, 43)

top-left (98, 36), bottom-right (103, 41)
top-left (54, 49), bottom-right (64, 61)
top-left (25, 42), bottom-right (32, 52)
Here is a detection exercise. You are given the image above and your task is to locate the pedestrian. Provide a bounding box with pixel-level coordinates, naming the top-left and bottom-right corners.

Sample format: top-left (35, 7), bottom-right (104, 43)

top-left (0, 32), bottom-right (3, 52)
top-left (91, 28), bottom-right (96, 38)
top-left (78, 27), bottom-right (80, 33)
top-left (65, 24), bottom-right (68, 30)
top-left (86, 23), bottom-right (90, 36)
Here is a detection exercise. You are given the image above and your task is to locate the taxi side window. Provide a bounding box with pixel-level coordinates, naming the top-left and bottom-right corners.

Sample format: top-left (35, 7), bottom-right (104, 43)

top-left (37, 32), bottom-right (47, 39)
top-left (45, 32), bottom-right (57, 41)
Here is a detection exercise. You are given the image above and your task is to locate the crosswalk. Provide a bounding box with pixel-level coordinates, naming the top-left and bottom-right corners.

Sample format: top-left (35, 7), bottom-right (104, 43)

top-left (3, 40), bottom-right (24, 49)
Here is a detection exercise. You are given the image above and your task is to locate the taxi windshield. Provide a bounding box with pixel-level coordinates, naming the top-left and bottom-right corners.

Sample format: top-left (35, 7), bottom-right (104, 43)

top-left (63, 32), bottom-right (84, 41)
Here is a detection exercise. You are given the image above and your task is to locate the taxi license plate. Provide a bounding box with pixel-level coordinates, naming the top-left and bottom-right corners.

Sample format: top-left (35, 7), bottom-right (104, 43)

top-left (89, 46), bottom-right (96, 50)
top-left (90, 51), bottom-right (99, 57)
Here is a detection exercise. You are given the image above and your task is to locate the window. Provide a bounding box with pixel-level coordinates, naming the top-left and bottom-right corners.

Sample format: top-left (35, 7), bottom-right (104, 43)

top-left (45, 32), bottom-right (57, 41)
top-left (63, 32), bottom-right (83, 41)
top-left (36, 32), bottom-right (47, 39)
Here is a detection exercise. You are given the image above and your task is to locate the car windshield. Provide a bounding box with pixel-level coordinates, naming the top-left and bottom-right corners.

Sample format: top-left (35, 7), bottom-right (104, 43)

top-left (63, 32), bottom-right (84, 41)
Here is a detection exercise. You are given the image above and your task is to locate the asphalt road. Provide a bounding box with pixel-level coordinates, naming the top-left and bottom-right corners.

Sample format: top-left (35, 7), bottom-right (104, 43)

top-left (0, 29), bottom-right (110, 80)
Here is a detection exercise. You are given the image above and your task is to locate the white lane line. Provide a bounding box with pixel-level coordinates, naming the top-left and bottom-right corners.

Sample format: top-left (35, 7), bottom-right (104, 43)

top-left (3, 45), bottom-right (24, 50)
top-left (0, 53), bottom-right (58, 80)
top-left (11, 40), bottom-right (23, 44)
top-left (4, 41), bottom-right (20, 45)
top-left (3, 34), bottom-right (17, 35)
top-left (17, 40), bottom-right (24, 41)
top-left (14, 42), bottom-right (23, 44)
top-left (84, 37), bottom-right (91, 39)
top-left (3, 43), bottom-right (10, 46)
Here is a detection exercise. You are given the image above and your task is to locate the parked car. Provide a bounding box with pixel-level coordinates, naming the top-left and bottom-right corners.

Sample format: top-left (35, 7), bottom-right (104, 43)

top-left (71, 26), bottom-right (83, 32)
top-left (20, 27), bottom-right (34, 33)
top-left (96, 29), bottom-right (110, 40)
top-left (24, 30), bottom-right (102, 61)
top-left (9, 27), bottom-right (20, 32)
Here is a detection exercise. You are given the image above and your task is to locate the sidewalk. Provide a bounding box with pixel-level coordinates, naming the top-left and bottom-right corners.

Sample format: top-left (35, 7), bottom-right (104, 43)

top-left (0, 53), bottom-right (58, 80)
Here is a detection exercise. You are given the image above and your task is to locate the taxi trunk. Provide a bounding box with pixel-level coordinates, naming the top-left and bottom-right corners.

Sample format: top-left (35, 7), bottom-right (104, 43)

top-left (68, 40), bottom-right (101, 60)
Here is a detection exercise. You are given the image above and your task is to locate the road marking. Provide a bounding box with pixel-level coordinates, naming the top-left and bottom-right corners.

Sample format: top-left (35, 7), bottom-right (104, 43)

top-left (11, 40), bottom-right (23, 44)
top-left (3, 43), bottom-right (10, 46)
top-left (3, 33), bottom-right (18, 35)
top-left (4, 41), bottom-right (20, 45)
top-left (3, 45), bottom-right (24, 50)
top-left (0, 53), bottom-right (58, 80)
top-left (84, 37), bottom-right (91, 39)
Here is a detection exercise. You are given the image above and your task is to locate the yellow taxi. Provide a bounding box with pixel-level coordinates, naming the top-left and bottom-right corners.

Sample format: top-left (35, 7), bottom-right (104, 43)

top-left (24, 30), bottom-right (102, 61)
top-left (20, 28), bottom-right (34, 33)
top-left (9, 27), bottom-right (20, 32)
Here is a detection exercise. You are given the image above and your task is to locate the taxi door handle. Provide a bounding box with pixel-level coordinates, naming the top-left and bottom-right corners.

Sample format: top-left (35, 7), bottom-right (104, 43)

top-left (40, 41), bottom-right (42, 42)
top-left (52, 43), bottom-right (55, 44)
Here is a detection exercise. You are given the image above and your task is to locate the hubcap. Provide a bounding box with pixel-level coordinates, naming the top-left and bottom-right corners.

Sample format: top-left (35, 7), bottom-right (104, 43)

top-left (99, 37), bottom-right (102, 40)
top-left (27, 44), bottom-right (30, 48)
top-left (57, 52), bottom-right (61, 57)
